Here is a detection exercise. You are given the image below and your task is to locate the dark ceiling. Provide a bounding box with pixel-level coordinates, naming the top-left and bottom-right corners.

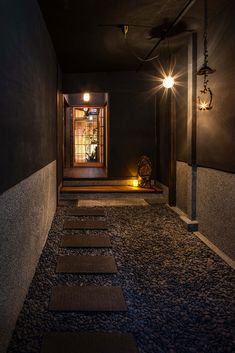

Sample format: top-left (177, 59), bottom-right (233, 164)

top-left (37, 0), bottom-right (223, 73)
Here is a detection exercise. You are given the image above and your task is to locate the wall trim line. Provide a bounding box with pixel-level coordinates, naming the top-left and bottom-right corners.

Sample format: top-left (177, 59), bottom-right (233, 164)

top-left (0, 160), bottom-right (56, 197)
top-left (194, 231), bottom-right (235, 270)
top-left (169, 205), bottom-right (234, 269)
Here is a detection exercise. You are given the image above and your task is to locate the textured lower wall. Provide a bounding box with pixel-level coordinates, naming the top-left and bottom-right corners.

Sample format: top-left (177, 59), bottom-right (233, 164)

top-left (176, 161), bottom-right (189, 215)
top-left (0, 161), bottom-right (56, 353)
top-left (197, 167), bottom-right (235, 260)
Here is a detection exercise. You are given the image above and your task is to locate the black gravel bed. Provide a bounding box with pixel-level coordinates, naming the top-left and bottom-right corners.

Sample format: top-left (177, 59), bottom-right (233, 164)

top-left (7, 203), bottom-right (235, 353)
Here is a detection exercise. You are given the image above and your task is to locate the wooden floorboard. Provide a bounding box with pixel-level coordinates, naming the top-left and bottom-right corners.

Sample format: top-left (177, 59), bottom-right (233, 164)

top-left (61, 185), bottom-right (162, 193)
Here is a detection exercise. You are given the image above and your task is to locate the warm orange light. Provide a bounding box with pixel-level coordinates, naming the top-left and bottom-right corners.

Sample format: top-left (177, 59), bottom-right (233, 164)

top-left (163, 75), bottom-right (175, 88)
top-left (132, 180), bottom-right (138, 187)
top-left (200, 102), bottom-right (207, 110)
top-left (83, 92), bottom-right (90, 102)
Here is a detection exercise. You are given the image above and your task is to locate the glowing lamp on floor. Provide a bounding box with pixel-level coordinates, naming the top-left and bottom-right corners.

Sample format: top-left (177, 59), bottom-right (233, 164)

top-left (132, 180), bottom-right (139, 187)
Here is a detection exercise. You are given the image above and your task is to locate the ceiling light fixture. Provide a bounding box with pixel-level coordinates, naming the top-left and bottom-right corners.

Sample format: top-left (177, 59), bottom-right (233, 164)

top-left (83, 92), bottom-right (90, 102)
top-left (163, 75), bottom-right (175, 89)
top-left (161, 38), bottom-right (176, 90)
top-left (197, 0), bottom-right (215, 110)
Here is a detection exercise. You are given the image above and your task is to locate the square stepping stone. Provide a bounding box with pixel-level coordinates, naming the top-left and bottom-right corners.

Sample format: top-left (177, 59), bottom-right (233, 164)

top-left (60, 235), bottom-right (111, 248)
top-left (64, 220), bottom-right (108, 230)
top-left (41, 332), bottom-right (138, 353)
top-left (56, 255), bottom-right (118, 274)
top-left (49, 286), bottom-right (127, 312)
top-left (67, 208), bottom-right (105, 216)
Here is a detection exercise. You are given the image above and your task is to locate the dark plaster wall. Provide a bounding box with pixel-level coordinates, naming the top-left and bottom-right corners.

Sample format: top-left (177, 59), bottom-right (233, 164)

top-left (156, 92), bottom-right (171, 186)
top-left (155, 42), bottom-right (188, 188)
top-left (0, 0), bottom-right (57, 194)
top-left (197, 1), bottom-right (235, 173)
top-left (175, 45), bottom-right (188, 163)
top-left (68, 92), bottom-right (107, 106)
top-left (63, 72), bottom-right (156, 178)
top-left (56, 68), bottom-right (64, 190)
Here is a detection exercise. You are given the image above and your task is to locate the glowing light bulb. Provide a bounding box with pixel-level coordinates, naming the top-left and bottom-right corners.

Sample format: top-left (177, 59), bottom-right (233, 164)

top-left (200, 102), bottom-right (207, 110)
top-left (163, 76), bottom-right (175, 89)
top-left (132, 180), bottom-right (138, 187)
top-left (83, 92), bottom-right (90, 102)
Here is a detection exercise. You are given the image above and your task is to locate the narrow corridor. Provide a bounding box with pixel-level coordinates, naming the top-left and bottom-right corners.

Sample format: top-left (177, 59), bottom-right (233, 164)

top-left (7, 202), bottom-right (235, 353)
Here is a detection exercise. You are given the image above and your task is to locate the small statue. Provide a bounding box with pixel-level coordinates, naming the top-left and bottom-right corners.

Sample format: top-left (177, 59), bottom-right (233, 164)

top-left (137, 155), bottom-right (152, 188)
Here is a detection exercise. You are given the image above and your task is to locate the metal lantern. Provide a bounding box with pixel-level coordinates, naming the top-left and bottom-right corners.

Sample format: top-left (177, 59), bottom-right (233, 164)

top-left (197, 0), bottom-right (215, 110)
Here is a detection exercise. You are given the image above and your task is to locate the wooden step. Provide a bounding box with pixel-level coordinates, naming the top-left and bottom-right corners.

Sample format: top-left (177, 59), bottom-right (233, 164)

top-left (61, 185), bottom-right (162, 194)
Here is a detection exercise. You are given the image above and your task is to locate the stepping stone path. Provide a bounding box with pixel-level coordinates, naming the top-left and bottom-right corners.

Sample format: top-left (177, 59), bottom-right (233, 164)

top-left (60, 234), bottom-right (112, 248)
top-left (49, 286), bottom-right (127, 312)
top-left (67, 207), bottom-right (105, 217)
top-left (56, 255), bottom-right (118, 274)
top-left (41, 332), bottom-right (138, 353)
top-left (41, 206), bottom-right (138, 352)
top-left (63, 219), bottom-right (108, 230)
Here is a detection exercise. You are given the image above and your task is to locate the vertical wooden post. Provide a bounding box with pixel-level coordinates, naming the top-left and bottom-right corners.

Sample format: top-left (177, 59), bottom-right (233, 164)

top-left (187, 32), bottom-right (197, 220)
top-left (168, 90), bottom-right (176, 206)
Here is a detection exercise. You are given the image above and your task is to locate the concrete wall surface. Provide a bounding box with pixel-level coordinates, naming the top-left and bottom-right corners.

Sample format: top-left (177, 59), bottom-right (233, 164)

top-left (197, 167), bottom-right (235, 260)
top-left (176, 161), bottom-right (189, 215)
top-left (0, 161), bottom-right (56, 353)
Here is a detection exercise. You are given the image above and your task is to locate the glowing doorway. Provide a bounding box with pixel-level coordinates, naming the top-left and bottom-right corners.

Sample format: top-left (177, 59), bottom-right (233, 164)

top-left (73, 106), bottom-right (105, 167)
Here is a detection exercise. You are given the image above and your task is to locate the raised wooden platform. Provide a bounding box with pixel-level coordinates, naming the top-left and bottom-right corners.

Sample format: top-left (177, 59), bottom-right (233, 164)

top-left (64, 167), bottom-right (107, 179)
top-left (60, 185), bottom-right (162, 194)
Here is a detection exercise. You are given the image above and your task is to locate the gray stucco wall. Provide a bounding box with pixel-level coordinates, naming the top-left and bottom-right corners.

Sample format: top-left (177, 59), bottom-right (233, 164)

top-left (197, 167), bottom-right (235, 260)
top-left (0, 161), bottom-right (56, 353)
top-left (176, 162), bottom-right (235, 260)
top-left (176, 161), bottom-right (189, 215)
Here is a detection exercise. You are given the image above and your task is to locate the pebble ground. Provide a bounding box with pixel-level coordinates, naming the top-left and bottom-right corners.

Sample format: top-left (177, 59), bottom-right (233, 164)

top-left (7, 202), bottom-right (235, 353)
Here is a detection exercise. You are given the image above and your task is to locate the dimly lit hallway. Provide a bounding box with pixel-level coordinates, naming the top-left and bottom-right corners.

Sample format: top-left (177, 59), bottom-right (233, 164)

top-left (7, 202), bottom-right (235, 353)
top-left (1, 0), bottom-right (235, 352)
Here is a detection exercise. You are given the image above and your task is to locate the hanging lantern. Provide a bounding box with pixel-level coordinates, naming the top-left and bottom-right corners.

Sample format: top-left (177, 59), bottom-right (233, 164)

top-left (198, 87), bottom-right (212, 110)
top-left (197, 0), bottom-right (215, 110)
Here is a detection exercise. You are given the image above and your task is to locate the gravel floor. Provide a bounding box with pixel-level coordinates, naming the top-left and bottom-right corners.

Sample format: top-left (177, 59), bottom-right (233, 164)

top-left (7, 203), bottom-right (235, 353)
